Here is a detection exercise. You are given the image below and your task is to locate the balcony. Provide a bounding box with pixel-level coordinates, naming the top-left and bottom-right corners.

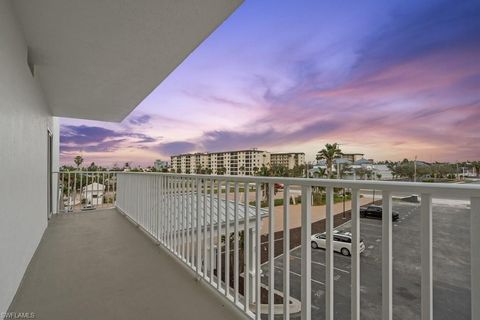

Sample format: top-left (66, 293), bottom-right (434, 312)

top-left (8, 172), bottom-right (480, 320)
top-left (8, 208), bottom-right (244, 320)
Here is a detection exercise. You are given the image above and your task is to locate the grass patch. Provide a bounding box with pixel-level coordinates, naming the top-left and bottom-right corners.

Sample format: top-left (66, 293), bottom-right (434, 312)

top-left (249, 193), bottom-right (352, 208)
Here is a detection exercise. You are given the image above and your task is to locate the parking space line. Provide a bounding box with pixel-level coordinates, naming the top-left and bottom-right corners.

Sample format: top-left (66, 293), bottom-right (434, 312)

top-left (275, 266), bottom-right (325, 286)
top-left (290, 254), bottom-right (350, 274)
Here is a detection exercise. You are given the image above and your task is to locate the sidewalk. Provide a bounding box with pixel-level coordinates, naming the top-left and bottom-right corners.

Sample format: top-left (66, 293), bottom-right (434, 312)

top-left (260, 196), bottom-right (375, 234)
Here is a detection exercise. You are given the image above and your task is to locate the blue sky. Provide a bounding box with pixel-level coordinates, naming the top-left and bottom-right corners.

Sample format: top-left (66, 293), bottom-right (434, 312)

top-left (60, 0), bottom-right (480, 167)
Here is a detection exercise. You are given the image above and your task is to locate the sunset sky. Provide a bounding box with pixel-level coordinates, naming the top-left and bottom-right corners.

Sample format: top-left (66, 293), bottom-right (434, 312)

top-left (60, 0), bottom-right (480, 167)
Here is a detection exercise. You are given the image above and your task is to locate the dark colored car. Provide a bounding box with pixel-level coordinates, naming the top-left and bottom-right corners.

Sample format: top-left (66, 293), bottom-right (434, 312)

top-left (360, 205), bottom-right (399, 221)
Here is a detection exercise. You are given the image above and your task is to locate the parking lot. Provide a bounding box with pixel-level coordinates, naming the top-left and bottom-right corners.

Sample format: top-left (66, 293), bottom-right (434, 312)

top-left (261, 199), bottom-right (471, 320)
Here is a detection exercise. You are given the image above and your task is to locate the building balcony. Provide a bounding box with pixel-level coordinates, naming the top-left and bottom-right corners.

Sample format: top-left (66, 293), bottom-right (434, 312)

top-left (8, 171), bottom-right (480, 320)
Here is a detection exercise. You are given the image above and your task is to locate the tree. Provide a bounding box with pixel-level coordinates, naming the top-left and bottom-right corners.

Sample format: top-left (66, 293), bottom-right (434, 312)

top-left (88, 162), bottom-right (97, 171)
top-left (356, 167), bottom-right (367, 180)
top-left (316, 143), bottom-right (343, 178)
top-left (257, 165), bottom-right (272, 201)
top-left (313, 167), bottom-right (326, 178)
top-left (387, 163), bottom-right (397, 180)
top-left (74, 155), bottom-right (83, 169)
top-left (472, 161), bottom-right (480, 177)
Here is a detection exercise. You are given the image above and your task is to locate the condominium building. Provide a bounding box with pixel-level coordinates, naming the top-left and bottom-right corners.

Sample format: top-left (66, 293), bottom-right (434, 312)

top-left (171, 149), bottom-right (270, 175)
top-left (270, 152), bottom-right (306, 169)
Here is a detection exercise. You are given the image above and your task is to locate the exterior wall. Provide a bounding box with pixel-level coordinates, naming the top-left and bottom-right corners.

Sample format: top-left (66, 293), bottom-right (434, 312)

top-left (0, 0), bottom-right (57, 314)
top-left (171, 150), bottom-right (270, 175)
top-left (342, 153), bottom-right (364, 163)
top-left (271, 153), bottom-right (306, 169)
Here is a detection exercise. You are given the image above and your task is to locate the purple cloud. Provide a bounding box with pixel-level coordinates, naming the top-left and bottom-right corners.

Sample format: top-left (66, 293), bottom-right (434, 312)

top-left (61, 124), bottom-right (157, 154)
top-left (155, 141), bottom-right (197, 155)
top-left (128, 114), bottom-right (151, 125)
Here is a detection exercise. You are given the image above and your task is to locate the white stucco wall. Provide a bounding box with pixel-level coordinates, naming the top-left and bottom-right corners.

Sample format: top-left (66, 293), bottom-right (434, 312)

top-left (0, 0), bottom-right (57, 315)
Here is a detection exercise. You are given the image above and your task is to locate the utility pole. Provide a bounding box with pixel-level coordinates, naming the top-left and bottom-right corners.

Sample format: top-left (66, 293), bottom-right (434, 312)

top-left (414, 155), bottom-right (417, 182)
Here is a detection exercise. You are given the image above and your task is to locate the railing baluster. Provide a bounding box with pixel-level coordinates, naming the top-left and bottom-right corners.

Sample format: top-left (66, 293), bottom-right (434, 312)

top-left (244, 182), bottom-right (250, 313)
top-left (325, 186), bottom-right (334, 320)
top-left (210, 179), bottom-right (215, 283)
top-left (255, 183), bottom-right (261, 320)
top-left (73, 173), bottom-right (77, 211)
top-left (234, 182), bottom-right (240, 304)
top-left (190, 178), bottom-right (195, 267)
top-left (472, 196), bottom-right (480, 320)
top-left (351, 188), bottom-right (360, 320)
top-left (182, 178), bottom-right (186, 260)
top-left (67, 171), bottom-right (71, 212)
top-left (174, 177), bottom-right (179, 254)
top-left (283, 185), bottom-right (290, 320)
top-left (301, 185), bottom-right (312, 320)
top-left (382, 190), bottom-right (393, 320)
top-left (217, 179), bottom-right (222, 290)
top-left (197, 178), bottom-right (201, 275)
top-left (421, 193), bottom-right (432, 320)
top-left (186, 178), bottom-right (191, 265)
top-left (78, 172), bottom-right (82, 212)
top-left (268, 182), bottom-right (275, 320)
top-left (204, 179), bottom-right (208, 278)
top-left (156, 176), bottom-right (160, 241)
top-left (162, 176), bottom-right (166, 245)
top-left (225, 181), bottom-right (231, 298)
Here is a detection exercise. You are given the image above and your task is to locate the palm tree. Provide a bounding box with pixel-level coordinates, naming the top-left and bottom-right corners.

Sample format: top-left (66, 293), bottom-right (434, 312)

top-left (316, 143), bottom-right (343, 178)
top-left (74, 155), bottom-right (83, 169)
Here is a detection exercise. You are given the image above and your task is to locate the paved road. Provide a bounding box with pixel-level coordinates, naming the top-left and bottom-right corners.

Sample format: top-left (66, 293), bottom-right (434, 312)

top-left (261, 200), bottom-right (471, 320)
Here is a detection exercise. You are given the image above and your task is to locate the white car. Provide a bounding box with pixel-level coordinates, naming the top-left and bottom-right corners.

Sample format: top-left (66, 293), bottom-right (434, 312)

top-left (311, 230), bottom-right (365, 256)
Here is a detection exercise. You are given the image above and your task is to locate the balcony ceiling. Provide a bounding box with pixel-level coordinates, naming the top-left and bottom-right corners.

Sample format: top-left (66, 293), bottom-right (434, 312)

top-left (12, 0), bottom-right (243, 122)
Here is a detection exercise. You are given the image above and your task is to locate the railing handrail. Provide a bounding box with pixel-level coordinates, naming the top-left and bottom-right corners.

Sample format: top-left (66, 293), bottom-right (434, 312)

top-left (115, 171), bottom-right (480, 198)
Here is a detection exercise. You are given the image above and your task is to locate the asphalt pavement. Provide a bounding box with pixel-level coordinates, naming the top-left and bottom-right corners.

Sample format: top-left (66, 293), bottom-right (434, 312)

top-left (261, 199), bottom-right (471, 320)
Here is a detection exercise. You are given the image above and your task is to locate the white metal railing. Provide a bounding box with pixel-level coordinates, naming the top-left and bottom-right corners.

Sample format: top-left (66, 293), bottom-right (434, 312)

top-left (54, 171), bottom-right (117, 213)
top-left (115, 172), bottom-right (480, 320)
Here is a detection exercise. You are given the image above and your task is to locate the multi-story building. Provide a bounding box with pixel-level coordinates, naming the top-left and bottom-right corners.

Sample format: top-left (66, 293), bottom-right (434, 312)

top-left (154, 160), bottom-right (169, 171)
top-left (341, 153), bottom-right (365, 163)
top-left (171, 149), bottom-right (270, 175)
top-left (270, 152), bottom-right (306, 169)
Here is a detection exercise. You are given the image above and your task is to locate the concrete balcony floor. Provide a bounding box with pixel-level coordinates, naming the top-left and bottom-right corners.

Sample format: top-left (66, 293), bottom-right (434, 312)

top-left (9, 209), bottom-right (245, 320)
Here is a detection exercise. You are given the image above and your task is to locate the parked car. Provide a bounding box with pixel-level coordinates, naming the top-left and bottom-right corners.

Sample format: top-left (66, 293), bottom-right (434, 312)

top-left (311, 230), bottom-right (365, 256)
top-left (360, 205), bottom-right (399, 221)
top-left (274, 183), bottom-right (284, 190)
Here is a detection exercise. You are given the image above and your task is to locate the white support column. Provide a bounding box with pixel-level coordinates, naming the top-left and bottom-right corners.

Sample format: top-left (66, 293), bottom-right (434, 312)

top-left (351, 188), bottom-right (360, 320)
top-left (382, 191), bottom-right (393, 320)
top-left (421, 193), bottom-right (433, 320)
top-left (325, 186), bottom-right (334, 320)
top-left (301, 185), bottom-right (312, 320)
top-left (471, 197), bottom-right (480, 320)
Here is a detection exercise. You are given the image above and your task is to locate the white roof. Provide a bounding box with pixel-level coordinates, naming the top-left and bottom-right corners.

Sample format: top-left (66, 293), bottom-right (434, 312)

top-left (169, 193), bottom-right (268, 231)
